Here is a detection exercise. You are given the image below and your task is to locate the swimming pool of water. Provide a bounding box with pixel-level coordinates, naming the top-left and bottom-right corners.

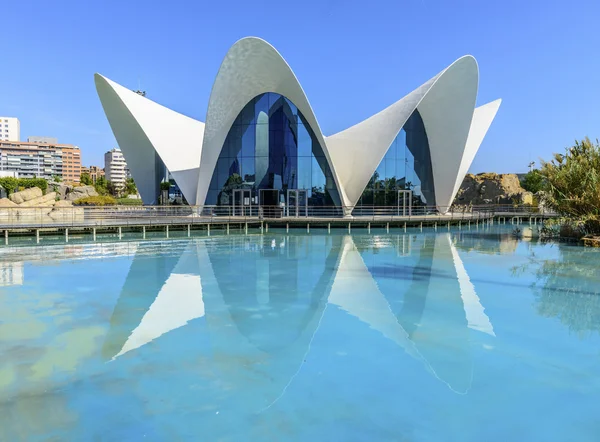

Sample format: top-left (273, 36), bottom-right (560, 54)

top-left (1, 227), bottom-right (599, 441)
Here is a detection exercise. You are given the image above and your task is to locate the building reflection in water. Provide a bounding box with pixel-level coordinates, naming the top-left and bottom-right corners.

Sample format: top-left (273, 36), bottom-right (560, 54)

top-left (102, 232), bottom-right (496, 406)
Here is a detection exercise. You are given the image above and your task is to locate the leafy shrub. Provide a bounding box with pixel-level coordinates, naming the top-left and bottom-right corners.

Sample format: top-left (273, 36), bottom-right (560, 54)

top-left (73, 195), bottom-right (117, 206)
top-left (540, 137), bottom-right (600, 217)
top-left (521, 169), bottom-right (545, 193)
top-left (0, 177), bottom-right (48, 195)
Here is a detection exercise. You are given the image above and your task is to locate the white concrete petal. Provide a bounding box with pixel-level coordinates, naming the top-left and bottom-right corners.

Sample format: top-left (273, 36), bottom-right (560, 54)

top-left (451, 99), bottom-right (503, 200)
top-left (325, 77), bottom-right (437, 208)
top-left (95, 74), bottom-right (204, 204)
top-left (326, 56), bottom-right (481, 212)
top-left (195, 37), bottom-right (346, 206)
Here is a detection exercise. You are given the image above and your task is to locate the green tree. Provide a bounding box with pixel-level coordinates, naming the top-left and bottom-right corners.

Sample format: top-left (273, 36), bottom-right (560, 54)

top-left (540, 137), bottom-right (600, 218)
top-left (125, 177), bottom-right (137, 195)
top-left (53, 175), bottom-right (62, 183)
top-left (95, 175), bottom-right (108, 195)
top-left (0, 177), bottom-right (18, 195)
top-left (106, 180), bottom-right (119, 197)
top-left (80, 173), bottom-right (92, 185)
top-left (521, 169), bottom-right (545, 193)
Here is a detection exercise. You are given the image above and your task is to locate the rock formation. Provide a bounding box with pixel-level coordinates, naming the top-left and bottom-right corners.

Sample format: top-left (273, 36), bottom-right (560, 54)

top-left (49, 183), bottom-right (99, 201)
top-left (0, 188), bottom-right (84, 225)
top-left (453, 173), bottom-right (533, 206)
top-left (9, 187), bottom-right (43, 204)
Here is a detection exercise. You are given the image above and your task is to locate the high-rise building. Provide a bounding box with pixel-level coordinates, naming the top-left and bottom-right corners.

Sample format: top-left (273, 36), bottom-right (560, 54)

top-left (0, 117), bottom-right (20, 141)
top-left (104, 148), bottom-right (128, 188)
top-left (0, 140), bottom-right (81, 182)
top-left (61, 145), bottom-right (82, 183)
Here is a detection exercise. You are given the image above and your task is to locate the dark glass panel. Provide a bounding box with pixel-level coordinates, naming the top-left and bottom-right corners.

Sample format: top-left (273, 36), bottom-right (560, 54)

top-left (374, 191), bottom-right (386, 207)
top-left (297, 156), bottom-right (311, 190)
top-left (227, 126), bottom-right (242, 158)
top-left (241, 157), bottom-right (255, 185)
top-left (240, 98), bottom-right (255, 125)
top-left (241, 125), bottom-right (255, 158)
top-left (297, 123), bottom-right (312, 157)
top-left (254, 94), bottom-right (269, 119)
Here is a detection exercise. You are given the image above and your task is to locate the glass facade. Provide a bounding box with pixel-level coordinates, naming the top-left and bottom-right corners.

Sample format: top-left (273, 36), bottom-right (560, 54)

top-left (356, 110), bottom-right (435, 208)
top-left (206, 93), bottom-right (341, 208)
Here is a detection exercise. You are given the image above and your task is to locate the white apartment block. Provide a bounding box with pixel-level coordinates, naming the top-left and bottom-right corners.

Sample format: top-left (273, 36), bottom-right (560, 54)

top-left (0, 117), bottom-right (20, 141)
top-left (104, 148), bottom-right (129, 188)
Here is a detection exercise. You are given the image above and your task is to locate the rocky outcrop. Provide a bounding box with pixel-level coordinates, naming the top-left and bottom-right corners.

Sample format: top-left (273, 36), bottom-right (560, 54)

top-left (1, 189), bottom-right (84, 224)
top-left (49, 184), bottom-right (99, 201)
top-left (20, 192), bottom-right (57, 207)
top-left (0, 198), bottom-right (17, 207)
top-left (453, 173), bottom-right (532, 206)
top-left (9, 187), bottom-right (43, 204)
top-left (66, 185), bottom-right (98, 201)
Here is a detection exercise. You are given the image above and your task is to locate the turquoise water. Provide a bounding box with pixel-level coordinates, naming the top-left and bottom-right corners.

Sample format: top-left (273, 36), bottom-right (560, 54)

top-left (1, 228), bottom-right (600, 441)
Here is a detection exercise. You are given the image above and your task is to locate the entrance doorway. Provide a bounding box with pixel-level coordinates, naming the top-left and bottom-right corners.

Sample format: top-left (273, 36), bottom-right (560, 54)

top-left (286, 189), bottom-right (308, 217)
top-left (233, 189), bottom-right (252, 216)
top-left (398, 190), bottom-right (412, 216)
top-left (259, 189), bottom-right (281, 218)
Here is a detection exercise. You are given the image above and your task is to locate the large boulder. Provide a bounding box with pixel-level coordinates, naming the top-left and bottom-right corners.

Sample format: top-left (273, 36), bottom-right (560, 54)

top-left (9, 187), bottom-right (43, 204)
top-left (0, 198), bottom-right (17, 207)
top-left (20, 192), bottom-right (57, 207)
top-left (50, 183), bottom-right (72, 200)
top-left (453, 173), bottom-right (530, 206)
top-left (66, 185), bottom-right (98, 201)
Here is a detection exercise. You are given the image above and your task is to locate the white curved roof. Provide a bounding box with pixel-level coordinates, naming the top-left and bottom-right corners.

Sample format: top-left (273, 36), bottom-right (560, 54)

top-left (95, 37), bottom-right (500, 210)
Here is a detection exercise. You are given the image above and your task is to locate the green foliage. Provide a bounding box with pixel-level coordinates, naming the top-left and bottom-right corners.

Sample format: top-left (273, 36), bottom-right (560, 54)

top-left (106, 180), bottom-right (119, 196)
top-left (80, 173), bottom-right (92, 185)
top-left (521, 169), bottom-right (545, 193)
top-left (53, 175), bottom-right (62, 183)
top-left (116, 197), bottom-right (143, 206)
top-left (124, 177), bottom-right (137, 196)
top-left (540, 137), bottom-right (600, 218)
top-left (94, 175), bottom-right (108, 195)
top-left (73, 195), bottom-right (117, 206)
top-left (160, 181), bottom-right (171, 191)
top-left (0, 177), bottom-right (48, 195)
top-left (0, 177), bottom-right (18, 195)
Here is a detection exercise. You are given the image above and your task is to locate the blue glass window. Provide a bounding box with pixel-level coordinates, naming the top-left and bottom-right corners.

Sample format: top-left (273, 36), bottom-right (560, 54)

top-left (356, 110), bottom-right (435, 208)
top-left (206, 93), bottom-right (341, 207)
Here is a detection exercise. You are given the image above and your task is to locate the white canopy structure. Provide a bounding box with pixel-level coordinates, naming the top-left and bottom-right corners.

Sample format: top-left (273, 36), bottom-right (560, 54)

top-left (95, 37), bottom-right (500, 211)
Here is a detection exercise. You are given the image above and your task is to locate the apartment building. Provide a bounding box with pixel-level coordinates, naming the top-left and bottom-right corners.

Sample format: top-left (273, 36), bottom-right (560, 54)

top-left (81, 165), bottom-right (105, 184)
top-left (0, 117), bottom-right (20, 141)
top-left (89, 165), bottom-right (105, 184)
top-left (62, 146), bottom-right (81, 183)
top-left (104, 148), bottom-right (129, 188)
top-left (0, 140), bottom-right (81, 182)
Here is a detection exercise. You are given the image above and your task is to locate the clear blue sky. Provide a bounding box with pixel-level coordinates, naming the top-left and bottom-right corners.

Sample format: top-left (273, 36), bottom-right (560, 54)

top-left (3, 0), bottom-right (599, 173)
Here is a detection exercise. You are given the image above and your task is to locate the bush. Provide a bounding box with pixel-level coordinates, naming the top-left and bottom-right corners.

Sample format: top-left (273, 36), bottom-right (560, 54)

top-left (540, 137), bottom-right (600, 217)
top-left (521, 169), bottom-right (545, 193)
top-left (73, 195), bottom-right (117, 206)
top-left (0, 177), bottom-right (48, 195)
top-left (116, 198), bottom-right (143, 206)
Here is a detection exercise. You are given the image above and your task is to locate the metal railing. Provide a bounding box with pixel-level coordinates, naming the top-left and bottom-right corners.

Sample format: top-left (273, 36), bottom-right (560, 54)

top-left (0, 204), bottom-right (556, 229)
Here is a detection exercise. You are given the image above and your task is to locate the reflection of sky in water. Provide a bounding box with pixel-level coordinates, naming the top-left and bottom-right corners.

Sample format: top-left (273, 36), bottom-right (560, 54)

top-left (1, 229), bottom-right (600, 441)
